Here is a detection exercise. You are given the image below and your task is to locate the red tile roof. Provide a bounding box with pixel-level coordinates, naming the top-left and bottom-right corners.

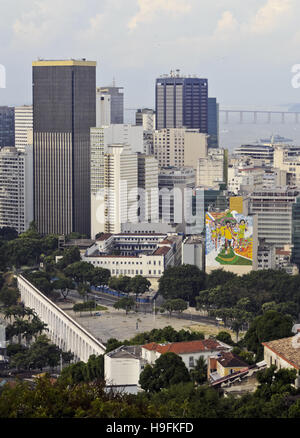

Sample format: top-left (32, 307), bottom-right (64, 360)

top-left (96, 233), bottom-right (113, 241)
top-left (142, 339), bottom-right (228, 355)
top-left (153, 246), bottom-right (170, 256)
top-left (216, 351), bottom-right (249, 368)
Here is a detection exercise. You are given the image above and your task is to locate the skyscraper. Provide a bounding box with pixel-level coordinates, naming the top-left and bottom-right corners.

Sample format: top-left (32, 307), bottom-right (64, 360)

top-left (155, 71), bottom-right (208, 132)
top-left (0, 146), bottom-right (33, 233)
top-left (15, 105), bottom-right (33, 152)
top-left (33, 59), bottom-right (96, 236)
top-left (207, 97), bottom-right (219, 149)
top-left (96, 85), bottom-right (124, 124)
top-left (0, 106), bottom-right (15, 147)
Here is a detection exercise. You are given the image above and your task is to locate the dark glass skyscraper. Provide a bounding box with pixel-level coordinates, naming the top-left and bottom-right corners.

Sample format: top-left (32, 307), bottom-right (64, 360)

top-left (207, 97), bottom-right (219, 149)
top-left (155, 72), bottom-right (208, 132)
top-left (33, 59), bottom-right (96, 236)
top-left (0, 106), bottom-right (15, 147)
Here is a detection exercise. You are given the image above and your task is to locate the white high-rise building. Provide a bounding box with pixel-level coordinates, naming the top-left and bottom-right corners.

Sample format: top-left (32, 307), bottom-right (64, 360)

top-left (96, 92), bottom-right (111, 127)
top-left (136, 108), bottom-right (156, 131)
top-left (249, 187), bottom-right (300, 248)
top-left (0, 146), bottom-right (33, 233)
top-left (90, 126), bottom-right (159, 238)
top-left (138, 154), bottom-right (159, 223)
top-left (197, 149), bottom-right (225, 188)
top-left (153, 128), bottom-right (207, 169)
top-left (14, 105), bottom-right (33, 152)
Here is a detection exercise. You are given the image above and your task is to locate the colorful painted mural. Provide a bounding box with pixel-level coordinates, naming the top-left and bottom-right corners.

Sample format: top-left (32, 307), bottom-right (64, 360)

top-left (205, 210), bottom-right (253, 267)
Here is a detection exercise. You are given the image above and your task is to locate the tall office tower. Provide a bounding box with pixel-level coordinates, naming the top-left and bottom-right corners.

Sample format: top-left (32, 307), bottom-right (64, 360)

top-left (137, 154), bottom-right (159, 223)
top-left (0, 146), bottom-right (33, 233)
top-left (207, 98), bottom-right (219, 149)
top-left (96, 85), bottom-right (124, 124)
top-left (153, 128), bottom-right (207, 169)
top-left (33, 59), bottom-right (96, 236)
top-left (197, 149), bottom-right (226, 188)
top-left (96, 92), bottom-right (111, 127)
top-left (136, 108), bottom-right (156, 131)
top-left (0, 106), bottom-right (15, 147)
top-left (249, 187), bottom-right (300, 248)
top-left (102, 144), bottom-right (138, 235)
top-left (291, 196), bottom-right (300, 269)
top-left (15, 105), bottom-right (33, 152)
top-left (155, 71), bottom-right (208, 132)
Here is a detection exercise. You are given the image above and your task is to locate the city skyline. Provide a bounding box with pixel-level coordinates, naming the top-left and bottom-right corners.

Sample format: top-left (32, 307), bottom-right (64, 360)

top-left (1, 0), bottom-right (300, 109)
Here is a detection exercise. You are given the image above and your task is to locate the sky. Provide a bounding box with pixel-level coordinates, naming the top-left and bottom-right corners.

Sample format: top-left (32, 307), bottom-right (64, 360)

top-left (1, 0), bottom-right (300, 109)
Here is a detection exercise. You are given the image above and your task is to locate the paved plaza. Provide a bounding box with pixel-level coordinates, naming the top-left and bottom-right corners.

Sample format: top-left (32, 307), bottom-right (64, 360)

top-left (59, 303), bottom-right (202, 344)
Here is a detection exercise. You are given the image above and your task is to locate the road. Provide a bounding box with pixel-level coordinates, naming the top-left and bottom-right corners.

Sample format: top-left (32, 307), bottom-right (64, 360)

top-left (68, 289), bottom-right (219, 327)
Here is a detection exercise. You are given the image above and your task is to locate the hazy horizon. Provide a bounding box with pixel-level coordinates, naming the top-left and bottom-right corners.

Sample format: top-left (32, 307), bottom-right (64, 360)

top-left (2, 0), bottom-right (300, 110)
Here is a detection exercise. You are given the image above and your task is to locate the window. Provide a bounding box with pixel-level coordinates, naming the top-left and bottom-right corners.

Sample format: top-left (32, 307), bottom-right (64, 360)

top-left (189, 356), bottom-right (194, 368)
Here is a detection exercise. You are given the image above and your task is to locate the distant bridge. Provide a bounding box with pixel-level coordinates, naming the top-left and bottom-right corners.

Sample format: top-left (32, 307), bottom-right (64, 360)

top-left (220, 109), bottom-right (300, 124)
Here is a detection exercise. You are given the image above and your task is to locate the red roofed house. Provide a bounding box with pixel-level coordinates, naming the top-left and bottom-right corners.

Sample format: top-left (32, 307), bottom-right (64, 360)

top-left (141, 339), bottom-right (232, 371)
top-left (104, 339), bottom-right (232, 394)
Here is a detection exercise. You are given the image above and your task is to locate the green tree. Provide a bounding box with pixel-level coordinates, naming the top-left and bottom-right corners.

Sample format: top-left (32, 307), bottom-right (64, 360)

top-left (160, 299), bottom-right (187, 317)
top-left (0, 286), bottom-right (20, 307)
top-left (113, 297), bottom-right (135, 314)
top-left (56, 247), bottom-right (81, 270)
top-left (139, 352), bottom-right (190, 392)
top-left (158, 265), bottom-right (206, 305)
top-left (244, 310), bottom-right (293, 360)
top-left (190, 356), bottom-right (207, 385)
top-left (216, 331), bottom-right (234, 346)
top-left (130, 276), bottom-right (151, 301)
top-left (53, 278), bottom-right (74, 300)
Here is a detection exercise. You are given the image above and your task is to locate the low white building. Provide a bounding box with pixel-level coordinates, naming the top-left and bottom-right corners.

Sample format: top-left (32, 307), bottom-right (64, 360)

top-left (141, 339), bottom-right (232, 371)
top-left (104, 339), bottom-right (232, 393)
top-left (105, 345), bottom-right (147, 394)
top-left (82, 232), bottom-right (183, 279)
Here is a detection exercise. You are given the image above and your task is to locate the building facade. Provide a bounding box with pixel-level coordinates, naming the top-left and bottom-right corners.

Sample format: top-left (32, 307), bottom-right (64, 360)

top-left (33, 59), bottom-right (96, 236)
top-left (197, 149), bottom-right (226, 188)
top-left (15, 105), bottom-right (33, 152)
top-left (207, 97), bottom-right (219, 149)
top-left (156, 72), bottom-right (208, 132)
top-left (0, 106), bottom-right (15, 147)
top-left (249, 187), bottom-right (300, 248)
top-left (0, 146), bottom-right (33, 233)
top-left (97, 85), bottom-right (124, 124)
top-left (153, 128), bottom-right (207, 169)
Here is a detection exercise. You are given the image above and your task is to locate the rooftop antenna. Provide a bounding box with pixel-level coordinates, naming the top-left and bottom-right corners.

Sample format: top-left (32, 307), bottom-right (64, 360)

top-left (113, 77), bottom-right (116, 87)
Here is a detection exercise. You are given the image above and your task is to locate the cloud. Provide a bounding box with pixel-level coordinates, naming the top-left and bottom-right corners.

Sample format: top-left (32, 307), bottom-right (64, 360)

top-left (11, 0), bottom-right (85, 47)
top-left (215, 11), bottom-right (239, 35)
top-left (246, 0), bottom-right (293, 34)
top-left (128, 0), bottom-right (191, 30)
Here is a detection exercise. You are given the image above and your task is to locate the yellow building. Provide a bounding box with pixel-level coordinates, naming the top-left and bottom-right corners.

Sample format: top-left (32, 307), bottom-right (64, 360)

top-left (208, 351), bottom-right (248, 380)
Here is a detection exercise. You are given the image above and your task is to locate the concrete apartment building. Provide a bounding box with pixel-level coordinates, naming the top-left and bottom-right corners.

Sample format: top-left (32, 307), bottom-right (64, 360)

top-left (153, 128), bottom-right (207, 169)
top-left (14, 105), bottom-right (33, 152)
top-left (249, 187), bottom-right (300, 248)
top-left (0, 146), bottom-right (33, 233)
top-left (197, 148), bottom-right (226, 188)
top-left (136, 108), bottom-right (156, 131)
top-left (273, 145), bottom-right (300, 186)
